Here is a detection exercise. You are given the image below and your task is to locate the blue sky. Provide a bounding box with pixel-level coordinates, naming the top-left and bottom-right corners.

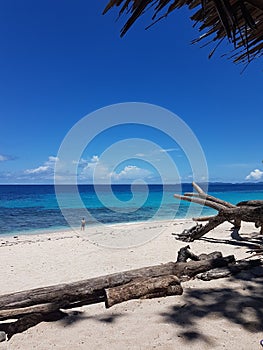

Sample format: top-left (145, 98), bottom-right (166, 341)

top-left (0, 1), bottom-right (262, 184)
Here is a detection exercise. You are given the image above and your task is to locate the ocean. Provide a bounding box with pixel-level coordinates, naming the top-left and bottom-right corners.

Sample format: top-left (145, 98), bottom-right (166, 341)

top-left (0, 183), bottom-right (263, 236)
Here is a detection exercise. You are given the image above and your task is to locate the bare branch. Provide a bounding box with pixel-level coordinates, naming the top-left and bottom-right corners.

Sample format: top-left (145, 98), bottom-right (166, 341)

top-left (173, 193), bottom-right (226, 211)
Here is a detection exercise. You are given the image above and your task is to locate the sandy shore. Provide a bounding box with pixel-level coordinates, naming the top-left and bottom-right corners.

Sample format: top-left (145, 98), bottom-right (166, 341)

top-left (0, 219), bottom-right (263, 349)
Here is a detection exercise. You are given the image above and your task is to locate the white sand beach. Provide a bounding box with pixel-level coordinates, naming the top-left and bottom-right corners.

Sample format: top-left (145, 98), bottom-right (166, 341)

top-left (0, 219), bottom-right (262, 350)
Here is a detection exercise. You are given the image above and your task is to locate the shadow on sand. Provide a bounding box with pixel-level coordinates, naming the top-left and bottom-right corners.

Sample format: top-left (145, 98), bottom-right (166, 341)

top-left (160, 270), bottom-right (263, 343)
top-left (58, 310), bottom-right (126, 328)
top-left (200, 228), bottom-right (263, 251)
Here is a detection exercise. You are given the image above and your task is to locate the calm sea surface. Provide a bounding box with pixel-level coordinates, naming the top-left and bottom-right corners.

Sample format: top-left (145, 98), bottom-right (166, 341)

top-left (0, 183), bottom-right (263, 236)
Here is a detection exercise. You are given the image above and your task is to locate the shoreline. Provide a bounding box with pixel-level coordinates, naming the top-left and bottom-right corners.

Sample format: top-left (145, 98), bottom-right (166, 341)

top-left (0, 218), bottom-right (194, 252)
top-left (0, 217), bottom-right (194, 239)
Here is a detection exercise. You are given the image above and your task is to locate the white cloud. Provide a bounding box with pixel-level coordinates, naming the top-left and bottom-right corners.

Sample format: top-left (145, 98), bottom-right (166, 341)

top-left (73, 158), bottom-right (88, 166)
top-left (74, 155), bottom-right (100, 167)
top-left (245, 169), bottom-right (263, 181)
top-left (25, 165), bottom-right (49, 174)
top-left (78, 156), bottom-right (153, 183)
top-left (91, 155), bottom-right (99, 163)
top-left (25, 156), bottom-right (59, 175)
top-left (112, 165), bottom-right (151, 181)
top-left (48, 156), bottom-right (59, 162)
top-left (21, 154), bottom-right (154, 184)
top-left (80, 155), bottom-right (110, 182)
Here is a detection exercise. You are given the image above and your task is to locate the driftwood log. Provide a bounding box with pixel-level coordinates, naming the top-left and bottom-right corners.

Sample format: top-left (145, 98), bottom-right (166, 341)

top-left (1, 248), bottom-right (258, 340)
top-left (196, 259), bottom-right (261, 281)
top-left (105, 275), bottom-right (183, 308)
top-left (0, 254), bottom-right (235, 318)
top-left (173, 182), bottom-right (263, 242)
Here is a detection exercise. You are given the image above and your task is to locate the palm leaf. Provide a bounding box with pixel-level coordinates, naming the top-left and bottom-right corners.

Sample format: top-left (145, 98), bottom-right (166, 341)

top-left (103, 0), bottom-right (263, 64)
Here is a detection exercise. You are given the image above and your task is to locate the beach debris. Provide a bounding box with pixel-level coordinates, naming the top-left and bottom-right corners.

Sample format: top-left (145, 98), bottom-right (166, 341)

top-left (0, 249), bottom-right (246, 340)
top-left (105, 275), bottom-right (183, 308)
top-left (0, 248), bottom-right (261, 340)
top-left (173, 182), bottom-right (263, 242)
top-left (176, 245), bottom-right (199, 262)
top-left (196, 259), bottom-right (261, 281)
top-left (177, 246), bottom-right (224, 263)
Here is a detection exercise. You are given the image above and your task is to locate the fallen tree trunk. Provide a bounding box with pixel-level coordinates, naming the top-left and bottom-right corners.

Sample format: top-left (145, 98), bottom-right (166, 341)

top-left (0, 254), bottom-right (235, 317)
top-left (173, 182), bottom-right (263, 242)
top-left (1, 249), bottom-right (261, 341)
top-left (105, 275), bottom-right (183, 308)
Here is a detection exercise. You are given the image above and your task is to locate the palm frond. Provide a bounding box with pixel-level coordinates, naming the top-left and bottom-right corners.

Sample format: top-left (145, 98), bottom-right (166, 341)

top-left (103, 0), bottom-right (263, 64)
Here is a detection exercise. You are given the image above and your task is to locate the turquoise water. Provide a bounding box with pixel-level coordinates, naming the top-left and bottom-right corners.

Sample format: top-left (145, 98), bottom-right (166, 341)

top-left (0, 183), bottom-right (262, 235)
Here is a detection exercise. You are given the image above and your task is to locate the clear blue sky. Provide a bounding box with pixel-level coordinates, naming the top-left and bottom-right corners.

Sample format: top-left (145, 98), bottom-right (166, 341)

top-left (0, 1), bottom-right (262, 184)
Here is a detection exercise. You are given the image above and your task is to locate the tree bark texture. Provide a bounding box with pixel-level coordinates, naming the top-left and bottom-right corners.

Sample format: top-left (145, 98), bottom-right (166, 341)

top-left (105, 275), bottom-right (183, 308)
top-left (173, 182), bottom-right (263, 242)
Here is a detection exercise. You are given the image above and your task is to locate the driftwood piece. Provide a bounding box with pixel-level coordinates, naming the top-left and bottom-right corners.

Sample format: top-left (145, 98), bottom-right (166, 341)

top-left (237, 200), bottom-right (263, 207)
top-left (196, 259), bottom-right (261, 281)
top-left (105, 275), bottom-right (183, 308)
top-left (0, 255), bottom-right (235, 316)
top-left (0, 249), bottom-right (260, 340)
top-left (174, 217), bottom-right (225, 242)
top-left (0, 263), bottom-right (178, 313)
top-left (0, 303), bottom-right (61, 321)
top-left (198, 251), bottom-right (223, 260)
top-left (0, 254), bottom-right (236, 339)
top-left (174, 182), bottom-right (263, 242)
top-left (176, 246), bottom-right (223, 263)
top-left (176, 245), bottom-right (200, 262)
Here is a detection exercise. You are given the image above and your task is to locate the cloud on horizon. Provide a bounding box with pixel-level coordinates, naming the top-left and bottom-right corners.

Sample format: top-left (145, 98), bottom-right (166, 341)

top-left (79, 155), bottom-right (109, 182)
top-left (245, 169), bottom-right (263, 181)
top-left (1, 153), bottom-right (202, 184)
top-left (0, 155), bottom-right (155, 184)
top-left (78, 156), bottom-right (153, 183)
top-left (111, 165), bottom-right (151, 181)
top-left (24, 156), bottom-right (59, 178)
